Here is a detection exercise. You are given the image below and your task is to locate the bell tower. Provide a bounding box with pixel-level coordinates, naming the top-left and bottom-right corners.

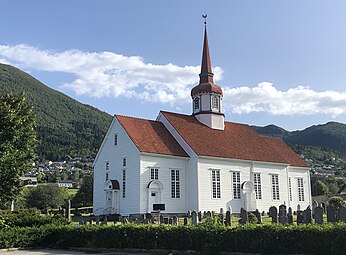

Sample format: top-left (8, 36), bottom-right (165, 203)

top-left (191, 15), bottom-right (224, 130)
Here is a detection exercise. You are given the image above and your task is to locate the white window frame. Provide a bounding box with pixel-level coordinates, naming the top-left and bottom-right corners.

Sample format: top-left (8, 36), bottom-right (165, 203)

top-left (271, 174), bottom-right (280, 200)
top-left (114, 133), bottom-right (118, 145)
top-left (105, 161), bottom-right (109, 171)
top-left (232, 171), bottom-right (241, 199)
top-left (105, 172), bottom-right (109, 181)
top-left (122, 157), bottom-right (127, 167)
top-left (150, 168), bottom-right (159, 180)
top-left (297, 178), bottom-right (305, 202)
top-left (171, 169), bottom-right (180, 199)
top-left (289, 177), bottom-right (292, 201)
top-left (212, 96), bottom-right (219, 110)
top-left (122, 169), bottom-right (126, 198)
top-left (194, 97), bottom-right (200, 110)
top-left (253, 173), bottom-right (262, 199)
top-left (211, 169), bottom-right (221, 199)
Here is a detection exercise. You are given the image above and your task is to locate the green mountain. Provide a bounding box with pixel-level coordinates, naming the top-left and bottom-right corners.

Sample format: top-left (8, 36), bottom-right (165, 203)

top-left (0, 63), bottom-right (112, 161)
top-left (253, 122), bottom-right (346, 153)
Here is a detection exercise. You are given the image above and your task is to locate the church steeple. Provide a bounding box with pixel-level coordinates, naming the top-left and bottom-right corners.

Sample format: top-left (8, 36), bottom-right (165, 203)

top-left (191, 15), bottom-right (224, 130)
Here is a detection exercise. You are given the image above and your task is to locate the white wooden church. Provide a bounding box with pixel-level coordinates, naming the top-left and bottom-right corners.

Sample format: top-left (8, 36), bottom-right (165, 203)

top-left (93, 23), bottom-right (311, 216)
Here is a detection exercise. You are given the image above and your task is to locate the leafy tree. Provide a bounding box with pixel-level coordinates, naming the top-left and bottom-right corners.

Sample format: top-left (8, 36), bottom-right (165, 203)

top-left (72, 175), bottom-right (93, 207)
top-left (0, 93), bottom-right (36, 206)
top-left (329, 196), bottom-right (344, 208)
top-left (25, 184), bottom-right (68, 211)
top-left (311, 180), bottom-right (329, 196)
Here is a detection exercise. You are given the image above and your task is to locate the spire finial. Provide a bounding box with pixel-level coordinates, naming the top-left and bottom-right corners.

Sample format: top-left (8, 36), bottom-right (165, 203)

top-left (202, 13), bottom-right (207, 25)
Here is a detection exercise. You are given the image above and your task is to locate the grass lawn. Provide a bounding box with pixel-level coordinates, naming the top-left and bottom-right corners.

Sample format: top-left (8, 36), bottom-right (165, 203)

top-left (67, 188), bottom-right (78, 197)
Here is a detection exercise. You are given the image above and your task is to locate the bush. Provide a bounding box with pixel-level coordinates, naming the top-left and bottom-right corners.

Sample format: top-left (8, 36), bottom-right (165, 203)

top-left (1, 223), bottom-right (346, 254)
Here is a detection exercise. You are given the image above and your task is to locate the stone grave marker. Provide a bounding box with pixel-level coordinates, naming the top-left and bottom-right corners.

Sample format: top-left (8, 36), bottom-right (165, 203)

top-left (304, 206), bottom-right (312, 224)
top-left (254, 209), bottom-right (262, 224)
top-left (225, 211), bottom-right (231, 227)
top-left (183, 217), bottom-right (188, 225)
top-left (287, 207), bottom-right (293, 224)
top-left (220, 208), bottom-right (224, 214)
top-left (198, 211), bottom-right (202, 222)
top-left (173, 216), bottom-right (179, 225)
top-left (327, 205), bottom-right (336, 223)
top-left (191, 210), bottom-right (198, 225)
top-left (219, 213), bottom-right (224, 225)
top-left (339, 206), bottom-right (346, 222)
top-left (160, 215), bottom-right (164, 224)
top-left (297, 204), bottom-right (301, 212)
top-left (239, 207), bottom-right (248, 224)
top-left (279, 204), bottom-right (288, 224)
top-left (168, 218), bottom-right (173, 225)
top-left (314, 206), bottom-right (323, 224)
top-left (65, 200), bottom-right (71, 221)
top-left (187, 210), bottom-right (191, 218)
top-left (296, 211), bottom-right (304, 224)
top-left (269, 206), bottom-right (278, 223)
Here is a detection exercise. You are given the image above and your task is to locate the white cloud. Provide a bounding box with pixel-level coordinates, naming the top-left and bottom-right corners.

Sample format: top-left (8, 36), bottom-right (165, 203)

top-left (1, 44), bottom-right (346, 116)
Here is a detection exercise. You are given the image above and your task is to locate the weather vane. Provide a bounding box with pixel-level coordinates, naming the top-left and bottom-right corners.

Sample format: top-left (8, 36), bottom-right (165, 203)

top-left (202, 13), bottom-right (207, 25)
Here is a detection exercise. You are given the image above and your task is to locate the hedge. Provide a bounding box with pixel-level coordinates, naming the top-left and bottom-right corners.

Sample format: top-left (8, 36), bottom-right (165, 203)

top-left (1, 223), bottom-right (346, 254)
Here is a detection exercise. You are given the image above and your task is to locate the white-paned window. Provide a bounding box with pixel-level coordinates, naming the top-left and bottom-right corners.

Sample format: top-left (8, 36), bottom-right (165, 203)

top-left (212, 96), bottom-right (219, 110)
top-left (253, 173), bottom-right (262, 199)
top-left (194, 97), bottom-right (200, 110)
top-left (122, 157), bottom-right (127, 167)
top-left (122, 169), bottom-right (126, 198)
top-left (150, 168), bottom-right (159, 180)
top-left (171, 169), bottom-right (180, 198)
top-left (271, 174), bottom-right (280, 200)
top-left (297, 178), bottom-right (305, 202)
top-left (105, 172), bottom-right (109, 181)
top-left (289, 177), bottom-right (292, 201)
top-left (114, 134), bottom-right (118, 145)
top-left (232, 172), bottom-right (241, 199)
top-left (211, 170), bottom-right (221, 199)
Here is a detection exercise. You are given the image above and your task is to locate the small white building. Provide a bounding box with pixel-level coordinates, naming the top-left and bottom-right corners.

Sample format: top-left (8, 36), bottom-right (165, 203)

top-left (57, 180), bottom-right (73, 188)
top-left (93, 24), bottom-right (311, 216)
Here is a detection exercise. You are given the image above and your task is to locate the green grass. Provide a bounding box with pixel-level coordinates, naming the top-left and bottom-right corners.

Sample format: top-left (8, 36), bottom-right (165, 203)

top-left (67, 188), bottom-right (78, 197)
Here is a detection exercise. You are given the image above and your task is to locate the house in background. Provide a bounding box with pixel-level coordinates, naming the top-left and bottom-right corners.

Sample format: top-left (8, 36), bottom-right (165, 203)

top-left (93, 22), bottom-right (311, 216)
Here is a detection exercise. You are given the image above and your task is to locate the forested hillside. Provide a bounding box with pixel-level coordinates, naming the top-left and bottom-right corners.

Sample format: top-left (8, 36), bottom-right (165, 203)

top-left (0, 63), bottom-right (112, 160)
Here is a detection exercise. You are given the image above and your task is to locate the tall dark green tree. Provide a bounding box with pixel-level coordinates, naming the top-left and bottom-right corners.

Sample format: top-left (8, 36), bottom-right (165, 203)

top-left (0, 93), bottom-right (36, 206)
top-left (72, 175), bottom-right (93, 206)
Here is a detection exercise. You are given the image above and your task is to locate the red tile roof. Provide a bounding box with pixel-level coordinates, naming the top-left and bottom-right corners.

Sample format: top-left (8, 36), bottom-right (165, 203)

top-left (115, 115), bottom-right (188, 157)
top-left (161, 111), bottom-right (309, 168)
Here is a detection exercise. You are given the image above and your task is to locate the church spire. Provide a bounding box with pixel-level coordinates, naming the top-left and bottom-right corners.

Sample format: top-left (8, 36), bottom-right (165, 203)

top-left (190, 15), bottom-right (224, 130)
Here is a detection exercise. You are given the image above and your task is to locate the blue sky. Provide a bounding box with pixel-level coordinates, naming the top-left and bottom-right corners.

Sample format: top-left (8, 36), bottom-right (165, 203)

top-left (1, 1), bottom-right (346, 131)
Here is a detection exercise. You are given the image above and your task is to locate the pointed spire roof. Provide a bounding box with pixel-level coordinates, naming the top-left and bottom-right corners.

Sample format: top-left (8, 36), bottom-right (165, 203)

top-left (191, 20), bottom-right (223, 96)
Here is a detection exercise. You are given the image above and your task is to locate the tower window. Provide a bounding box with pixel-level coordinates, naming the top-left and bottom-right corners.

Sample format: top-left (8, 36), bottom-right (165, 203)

top-left (212, 96), bottom-right (219, 110)
top-left (194, 97), bottom-right (200, 110)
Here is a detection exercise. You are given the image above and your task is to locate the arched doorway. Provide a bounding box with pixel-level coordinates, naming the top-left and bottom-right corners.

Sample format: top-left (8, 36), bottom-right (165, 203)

top-left (104, 180), bottom-right (120, 214)
top-left (147, 180), bottom-right (163, 213)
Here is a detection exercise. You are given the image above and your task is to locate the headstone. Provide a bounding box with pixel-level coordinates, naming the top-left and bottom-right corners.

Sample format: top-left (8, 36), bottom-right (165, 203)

top-left (225, 211), bottom-right (231, 227)
top-left (327, 205), bottom-right (336, 223)
top-left (296, 211), bottom-right (304, 224)
top-left (183, 217), bottom-right (188, 225)
top-left (279, 204), bottom-right (288, 224)
top-left (239, 207), bottom-right (248, 224)
top-left (220, 208), bottom-right (224, 214)
top-left (314, 206), bottom-right (323, 224)
top-left (187, 210), bottom-right (192, 218)
top-left (122, 217), bottom-right (128, 224)
top-left (168, 218), bottom-right (173, 225)
top-left (65, 200), bottom-right (71, 221)
top-left (287, 207), bottom-right (293, 224)
top-left (89, 218), bottom-right (93, 224)
top-left (219, 213), bottom-right (224, 225)
top-left (312, 200), bottom-right (319, 218)
top-left (164, 217), bottom-right (169, 224)
top-left (269, 206), bottom-right (278, 223)
top-left (297, 204), bottom-right (301, 212)
top-left (79, 216), bottom-right (84, 225)
top-left (160, 215), bottom-right (164, 224)
top-left (339, 206), bottom-right (346, 222)
top-left (304, 206), bottom-right (312, 224)
top-left (198, 211), bottom-right (202, 222)
top-left (228, 206), bottom-right (232, 215)
top-left (173, 216), bottom-right (179, 225)
top-left (191, 210), bottom-right (198, 225)
top-left (261, 211), bottom-right (266, 216)
top-left (207, 211), bottom-right (212, 218)
top-left (95, 216), bottom-right (100, 225)
top-left (254, 209), bottom-right (262, 224)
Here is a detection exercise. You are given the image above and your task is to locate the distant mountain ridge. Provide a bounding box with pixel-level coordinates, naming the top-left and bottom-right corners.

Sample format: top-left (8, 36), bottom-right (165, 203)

top-left (0, 63), bottom-right (112, 161)
top-left (253, 122), bottom-right (346, 152)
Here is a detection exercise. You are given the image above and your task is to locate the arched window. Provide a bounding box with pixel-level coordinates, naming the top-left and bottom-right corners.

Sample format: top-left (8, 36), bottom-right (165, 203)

top-left (212, 96), bottom-right (219, 110)
top-left (194, 97), bottom-right (200, 110)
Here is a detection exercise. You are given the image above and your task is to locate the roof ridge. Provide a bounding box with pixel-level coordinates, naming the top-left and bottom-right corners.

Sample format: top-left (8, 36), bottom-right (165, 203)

top-left (115, 113), bottom-right (156, 122)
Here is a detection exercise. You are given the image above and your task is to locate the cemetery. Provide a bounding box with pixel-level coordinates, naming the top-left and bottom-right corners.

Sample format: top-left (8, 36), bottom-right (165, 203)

top-left (1, 202), bottom-right (346, 254)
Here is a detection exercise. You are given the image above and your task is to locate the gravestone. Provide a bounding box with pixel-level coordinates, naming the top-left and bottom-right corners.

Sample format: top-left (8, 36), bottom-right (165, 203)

top-left (314, 206), bottom-right (324, 224)
top-left (279, 204), bottom-right (288, 224)
top-left (296, 211), bottom-right (304, 224)
top-left (164, 218), bottom-right (169, 224)
top-left (89, 218), bottom-right (93, 225)
top-left (191, 210), bottom-right (198, 225)
top-left (287, 207), bottom-right (293, 224)
top-left (160, 215), bottom-right (164, 224)
top-left (95, 216), bottom-right (100, 225)
top-left (183, 217), bottom-right (188, 225)
top-left (312, 200), bottom-right (318, 218)
top-left (339, 206), bottom-right (346, 222)
top-left (207, 211), bottom-right (212, 218)
top-left (79, 216), bottom-right (84, 225)
top-left (65, 200), bottom-right (71, 221)
top-left (239, 207), bottom-right (248, 224)
top-left (269, 206), bottom-right (278, 223)
top-left (254, 209), bottom-right (262, 224)
top-left (304, 206), bottom-right (312, 224)
top-left (203, 211), bottom-right (207, 218)
top-left (173, 216), bottom-right (179, 225)
top-left (198, 211), bottom-right (202, 222)
top-left (327, 205), bottom-right (336, 223)
top-left (168, 218), bottom-right (173, 225)
top-left (220, 208), bottom-right (224, 214)
top-left (297, 204), bottom-right (301, 212)
top-left (219, 213), bottom-right (224, 225)
top-left (187, 210), bottom-right (191, 218)
top-left (225, 211), bottom-right (231, 227)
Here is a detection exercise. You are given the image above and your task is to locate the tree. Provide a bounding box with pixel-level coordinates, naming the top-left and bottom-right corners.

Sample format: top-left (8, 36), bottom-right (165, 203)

top-left (25, 184), bottom-right (68, 211)
top-left (311, 180), bottom-right (329, 196)
top-left (0, 93), bottom-right (36, 206)
top-left (72, 175), bottom-right (93, 207)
